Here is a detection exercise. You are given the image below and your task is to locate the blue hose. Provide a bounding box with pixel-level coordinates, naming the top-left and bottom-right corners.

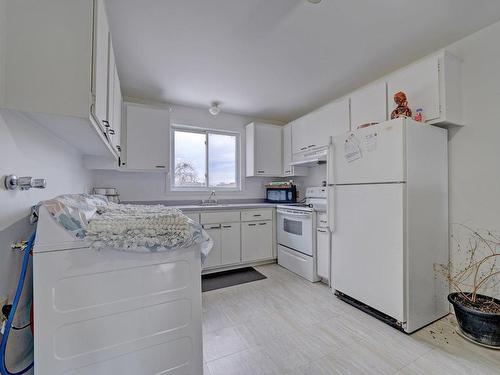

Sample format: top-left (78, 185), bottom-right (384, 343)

top-left (0, 233), bottom-right (35, 375)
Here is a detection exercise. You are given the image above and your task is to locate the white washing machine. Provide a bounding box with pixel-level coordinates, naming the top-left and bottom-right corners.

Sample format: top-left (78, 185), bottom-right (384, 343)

top-left (33, 206), bottom-right (203, 374)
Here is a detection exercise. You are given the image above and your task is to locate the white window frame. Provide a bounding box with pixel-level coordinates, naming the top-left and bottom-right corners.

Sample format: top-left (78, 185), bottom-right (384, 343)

top-left (170, 125), bottom-right (241, 192)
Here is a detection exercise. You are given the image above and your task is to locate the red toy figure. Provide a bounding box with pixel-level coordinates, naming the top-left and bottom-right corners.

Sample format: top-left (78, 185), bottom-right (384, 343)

top-left (391, 91), bottom-right (412, 120)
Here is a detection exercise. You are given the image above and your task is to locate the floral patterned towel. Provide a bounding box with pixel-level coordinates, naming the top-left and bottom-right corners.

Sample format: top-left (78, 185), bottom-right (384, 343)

top-left (38, 194), bottom-right (212, 261)
top-left (40, 194), bottom-right (108, 238)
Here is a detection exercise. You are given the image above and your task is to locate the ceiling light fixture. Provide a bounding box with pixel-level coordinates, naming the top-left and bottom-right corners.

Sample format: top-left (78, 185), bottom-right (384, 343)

top-left (209, 102), bottom-right (221, 116)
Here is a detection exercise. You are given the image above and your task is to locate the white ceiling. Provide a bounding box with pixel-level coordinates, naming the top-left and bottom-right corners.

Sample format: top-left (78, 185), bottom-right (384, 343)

top-left (106, 0), bottom-right (500, 122)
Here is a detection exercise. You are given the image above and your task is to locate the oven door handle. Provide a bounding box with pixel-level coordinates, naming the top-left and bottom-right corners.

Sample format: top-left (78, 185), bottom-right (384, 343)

top-left (276, 209), bottom-right (312, 217)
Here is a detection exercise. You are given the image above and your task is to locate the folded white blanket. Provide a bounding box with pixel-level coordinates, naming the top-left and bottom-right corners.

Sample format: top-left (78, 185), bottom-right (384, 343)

top-left (86, 203), bottom-right (192, 249)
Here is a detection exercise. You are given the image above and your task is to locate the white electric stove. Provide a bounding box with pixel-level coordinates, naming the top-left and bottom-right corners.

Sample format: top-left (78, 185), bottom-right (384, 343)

top-left (276, 187), bottom-right (327, 282)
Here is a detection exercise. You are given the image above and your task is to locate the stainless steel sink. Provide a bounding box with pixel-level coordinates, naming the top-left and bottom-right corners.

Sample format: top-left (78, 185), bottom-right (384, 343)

top-left (199, 203), bottom-right (229, 207)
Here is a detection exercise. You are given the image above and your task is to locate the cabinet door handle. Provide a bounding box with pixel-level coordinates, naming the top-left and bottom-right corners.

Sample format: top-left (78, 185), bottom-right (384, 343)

top-left (285, 170), bottom-right (291, 174)
top-left (257, 170), bottom-right (265, 174)
top-left (317, 229), bottom-right (327, 233)
top-left (203, 224), bottom-right (221, 230)
top-left (103, 120), bottom-right (110, 128)
top-left (300, 146), bottom-right (307, 151)
top-left (222, 225), bottom-right (231, 228)
top-left (259, 222), bottom-right (267, 226)
top-left (308, 144), bottom-right (316, 148)
top-left (155, 165), bottom-right (166, 168)
top-left (108, 129), bottom-right (115, 135)
top-left (253, 214), bottom-right (262, 217)
top-left (248, 223), bottom-right (256, 226)
top-left (116, 145), bottom-right (121, 152)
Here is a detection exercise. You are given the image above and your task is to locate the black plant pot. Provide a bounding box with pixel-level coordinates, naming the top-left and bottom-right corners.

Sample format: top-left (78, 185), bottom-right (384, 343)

top-left (448, 292), bottom-right (500, 347)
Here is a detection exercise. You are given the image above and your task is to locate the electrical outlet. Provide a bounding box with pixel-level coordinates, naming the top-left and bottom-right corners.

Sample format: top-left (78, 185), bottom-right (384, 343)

top-left (0, 296), bottom-right (7, 310)
top-left (0, 296), bottom-right (7, 324)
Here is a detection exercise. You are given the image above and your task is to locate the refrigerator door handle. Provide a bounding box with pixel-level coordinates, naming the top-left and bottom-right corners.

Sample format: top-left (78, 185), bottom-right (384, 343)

top-left (327, 186), bottom-right (335, 233)
top-left (327, 140), bottom-right (336, 233)
top-left (327, 142), bottom-right (335, 185)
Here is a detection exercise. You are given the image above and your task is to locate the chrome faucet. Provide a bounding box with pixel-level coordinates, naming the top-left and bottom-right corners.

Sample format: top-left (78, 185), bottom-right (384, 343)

top-left (202, 190), bottom-right (218, 205)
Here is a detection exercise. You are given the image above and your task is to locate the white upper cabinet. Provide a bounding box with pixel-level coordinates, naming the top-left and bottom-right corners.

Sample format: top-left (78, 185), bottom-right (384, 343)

top-left (291, 115), bottom-right (311, 154)
top-left (288, 50), bottom-right (461, 150)
top-left (292, 98), bottom-right (350, 154)
top-left (350, 81), bottom-right (387, 130)
top-left (282, 123), bottom-right (308, 177)
top-left (246, 122), bottom-right (282, 177)
top-left (93, 0), bottom-right (110, 129)
top-left (106, 40), bottom-right (122, 154)
top-left (316, 97), bottom-right (351, 139)
top-left (387, 51), bottom-right (462, 126)
top-left (0, 0), bottom-right (120, 159)
top-left (112, 65), bottom-right (123, 153)
top-left (122, 103), bottom-right (170, 170)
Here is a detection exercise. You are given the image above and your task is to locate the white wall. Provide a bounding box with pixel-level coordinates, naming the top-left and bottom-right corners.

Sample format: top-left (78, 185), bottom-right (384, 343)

top-left (0, 111), bottom-right (91, 230)
top-left (445, 21), bottom-right (500, 297)
top-left (0, 110), bottom-right (91, 369)
top-left (92, 102), bottom-right (279, 202)
top-left (0, 0), bottom-right (5, 105)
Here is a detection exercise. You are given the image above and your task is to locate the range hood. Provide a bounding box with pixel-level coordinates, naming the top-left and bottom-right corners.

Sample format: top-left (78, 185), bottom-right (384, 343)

top-left (291, 147), bottom-right (328, 167)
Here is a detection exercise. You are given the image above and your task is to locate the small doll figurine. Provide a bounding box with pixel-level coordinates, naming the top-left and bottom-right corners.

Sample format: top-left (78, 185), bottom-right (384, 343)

top-left (391, 91), bottom-right (412, 119)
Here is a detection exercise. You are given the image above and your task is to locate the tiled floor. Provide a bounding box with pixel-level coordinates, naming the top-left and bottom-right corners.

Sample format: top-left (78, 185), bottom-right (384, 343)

top-left (202, 264), bottom-right (500, 375)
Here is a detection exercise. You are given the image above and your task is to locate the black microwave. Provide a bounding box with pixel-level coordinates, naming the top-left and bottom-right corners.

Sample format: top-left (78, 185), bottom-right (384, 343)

top-left (266, 186), bottom-right (297, 203)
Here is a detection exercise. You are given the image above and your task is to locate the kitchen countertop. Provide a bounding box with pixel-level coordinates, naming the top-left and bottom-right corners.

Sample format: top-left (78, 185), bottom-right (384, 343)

top-left (123, 199), bottom-right (285, 211)
top-left (171, 203), bottom-right (279, 212)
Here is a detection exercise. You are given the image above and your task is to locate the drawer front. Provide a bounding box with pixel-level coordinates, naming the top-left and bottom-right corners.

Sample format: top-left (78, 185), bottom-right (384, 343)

top-left (201, 211), bottom-right (241, 224)
top-left (241, 209), bottom-right (273, 222)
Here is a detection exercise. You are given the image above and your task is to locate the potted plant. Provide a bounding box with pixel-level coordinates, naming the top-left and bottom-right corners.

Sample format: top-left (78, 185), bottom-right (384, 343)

top-left (440, 225), bottom-right (500, 348)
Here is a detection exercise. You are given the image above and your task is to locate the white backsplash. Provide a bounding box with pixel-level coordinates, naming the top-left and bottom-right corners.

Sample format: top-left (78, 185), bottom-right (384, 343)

top-left (293, 164), bottom-right (327, 200)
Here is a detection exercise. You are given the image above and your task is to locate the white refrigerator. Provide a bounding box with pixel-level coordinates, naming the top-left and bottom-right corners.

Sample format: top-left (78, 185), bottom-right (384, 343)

top-left (328, 118), bottom-right (449, 333)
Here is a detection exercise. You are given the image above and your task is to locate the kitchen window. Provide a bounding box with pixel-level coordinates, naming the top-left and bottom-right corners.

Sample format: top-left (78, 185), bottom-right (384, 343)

top-left (171, 126), bottom-right (240, 190)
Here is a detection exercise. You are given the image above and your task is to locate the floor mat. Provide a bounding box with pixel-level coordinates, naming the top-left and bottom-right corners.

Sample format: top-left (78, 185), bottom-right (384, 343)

top-left (202, 267), bottom-right (267, 292)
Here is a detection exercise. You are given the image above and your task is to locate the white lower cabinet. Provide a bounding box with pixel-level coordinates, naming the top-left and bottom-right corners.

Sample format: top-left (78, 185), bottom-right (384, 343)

top-left (221, 223), bottom-right (241, 265)
top-left (202, 225), bottom-right (222, 268)
top-left (241, 221), bottom-right (273, 262)
top-left (202, 221), bottom-right (241, 269)
top-left (196, 208), bottom-right (275, 271)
